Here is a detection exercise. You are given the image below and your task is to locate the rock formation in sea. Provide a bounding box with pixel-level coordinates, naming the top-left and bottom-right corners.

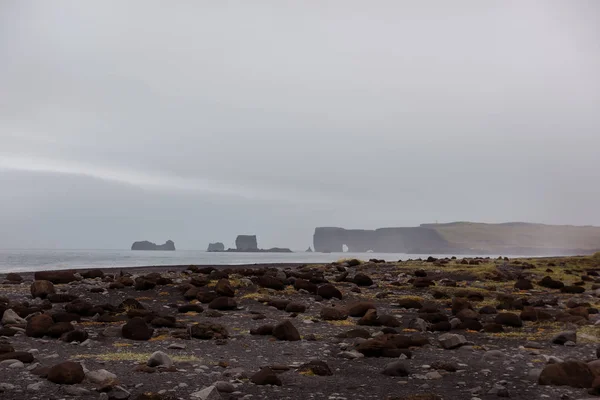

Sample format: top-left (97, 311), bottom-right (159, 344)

top-left (306, 247), bottom-right (313, 252)
top-left (207, 242), bottom-right (225, 252)
top-left (212, 235), bottom-right (293, 253)
top-left (235, 235), bottom-right (258, 251)
top-left (131, 240), bottom-right (176, 251)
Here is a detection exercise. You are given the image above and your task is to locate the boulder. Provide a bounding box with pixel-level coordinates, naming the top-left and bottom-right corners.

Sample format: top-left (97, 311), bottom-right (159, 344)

top-left (250, 325), bottom-right (274, 336)
top-left (358, 309), bottom-right (380, 326)
top-left (52, 312), bottom-right (81, 323)
top-left (459, 319), bottom-right (482, 331)
top-left (26, 314), bottom-right (54, 337)
top-left (34, 270), bottom-right (78, 284)
top-left (60, 330), bottom-right (89, 343)
top-left (395, 298), bottom-right (423, 310)
top-left (479, 305), bottom-right (498, 315)
top-left (80, 269), bottom-right (104, 279)
top-left (352, 273), bottom-right (373, 286)
top-left (552, 331), bottom-right (577, 345)
top-left (86, 369), bottom-right (117, 384)
top-left (0, 343), bottom-right (15, 353)
top-left (47, 361), bottom-right (85, 385)
top-left (1, 309), bottom-right (26, 325)
top-left (451, 297), bottom-right (472, 315)
top-left (381, 360), bottom-right (409, 376)
top-left (208, 297), bottom-right (237, 310)
top-left (378, 314), bottom-right (401, 328)
top-left (122, 317), bottom-right (154, 341)
top-left (317, 284), bottom-right (342, 300)
top-left (298, 360), bottom-right (333, 376)
top-left (250, 367), bottom-right (281, 386)
top-left (285, 302), bottom-right (306, 313)
top-left (438, 333), bottom-right (466, 349)
top-left (495, 312), bottom-right (523, 327)
top-left (30, 280), bottom-right (56, 299)
top-left (538, 276), bottom-right (564, 289)
top-left (5, 273), bottom-right (23, 282)
top-left (134, 277), bottom-right (156, 291)
top-left (256, 276), bottom-right (285, 291)
top-left (538, 361), bottom-right (594, 388)
top-left (561, 285), bottom-right (586, 294)
top-left (294, 279), bottom-right (318, 294)
top-left (190, 322), bottom-right (228, 340)
top-left (355, 334), bottom-right (423, 358)
top-left (215, 279), bottom-right (235, 297)
top-left (191, 386), bottom-right (222, 400)
top-left (196, 288), bottom-right (219, 304)
top-left (412, 277), bottom-right (434, 288)
top-left (514, 279), bottom-right (534, 290)
top-left (348, 302), bottom-right (376, 317)
top-left (321, 307), bottom-right (348, 321)
top-left (178, 304), bottom-right (204, 314)
top-left (0, 352), bottom-right (34, 363)
top-left (456, 308), bottom-right (479, 321)
top-left (47, 322), bottom-right (75, 338)
top-left (272, 320), bottom-right (301, 341)
top-left (65, 300), bottom-right (95, 316)
top-left (267, 299), bottom-right (290, 310)
top-left (147, 351), bottom-right (173, 368)
top-left (119, 298), bottom-right (145, 310)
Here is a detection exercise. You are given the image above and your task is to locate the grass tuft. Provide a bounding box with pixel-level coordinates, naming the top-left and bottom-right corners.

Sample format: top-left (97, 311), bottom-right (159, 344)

top-left (149, 334), bottom-right (170, 342)
top-left (326, 320), bottom-right (355, 326)
top-left (74, 352), bottom-right (200, 363)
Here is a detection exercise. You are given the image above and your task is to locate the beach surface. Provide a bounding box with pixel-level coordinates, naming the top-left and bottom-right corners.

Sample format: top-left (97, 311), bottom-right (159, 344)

top-left (1, 255), bottom-right (600, 399)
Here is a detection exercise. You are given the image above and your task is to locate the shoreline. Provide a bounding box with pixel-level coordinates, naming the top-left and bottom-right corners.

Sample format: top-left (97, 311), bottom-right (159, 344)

top-left (12, 262), bottom-right (315, 277)
top-left (7, 254), bottom-right (585, 276)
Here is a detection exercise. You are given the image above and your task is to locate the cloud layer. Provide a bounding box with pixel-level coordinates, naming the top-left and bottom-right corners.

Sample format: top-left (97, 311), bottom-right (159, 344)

top-left (1, 1), bottom-right (599, 249)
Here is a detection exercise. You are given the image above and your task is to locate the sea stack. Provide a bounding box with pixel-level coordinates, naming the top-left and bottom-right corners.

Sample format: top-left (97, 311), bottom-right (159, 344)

top-left (235, 235), bottom-right (258, 251)
top-left (207, 242), bottom-right (225, 252)
top-left (131, 240), bottom-right (176, 251)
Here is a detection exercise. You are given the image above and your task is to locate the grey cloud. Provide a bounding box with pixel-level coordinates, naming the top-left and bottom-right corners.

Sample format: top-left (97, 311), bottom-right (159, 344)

top-left (1, 1), bottom-right (599, 249)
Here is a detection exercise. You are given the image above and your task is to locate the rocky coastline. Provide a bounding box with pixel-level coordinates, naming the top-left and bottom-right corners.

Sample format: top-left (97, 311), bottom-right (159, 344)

top-left (1, 253), bottom-right (600, 399)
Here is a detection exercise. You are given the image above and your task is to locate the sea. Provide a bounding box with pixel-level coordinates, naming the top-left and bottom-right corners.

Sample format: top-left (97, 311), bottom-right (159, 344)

top-left (0, 249), bottom-right (471, 273)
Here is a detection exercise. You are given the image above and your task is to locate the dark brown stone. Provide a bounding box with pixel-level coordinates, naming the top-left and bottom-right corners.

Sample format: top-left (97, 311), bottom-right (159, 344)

top-left (30, 280), bottom-right (56, 299)
top-left (122, 317), bottom-right (154, 341)
top-left (208, 297), bottom-right (237, 310)
top-left (35, 270), bottom-right (78, 284)
top-left (47, 361), bottom-right (85, 385)
top-left (317, 284), bottom-right (342, 300)
top-left (251, 367), bottom-right (282, 385)
top-left (539, 361), bottom-right (594, 388)
top-left (26, 314), bottom-right (54, 337)
top-left (321, 307), bottom-right (348, 321)
top-left (273, 320), bottom-right (301, 341)
top-left (215, 279), bottom-right (235, 297)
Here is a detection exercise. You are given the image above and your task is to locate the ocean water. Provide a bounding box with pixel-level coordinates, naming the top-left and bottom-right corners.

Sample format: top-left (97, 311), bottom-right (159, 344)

top-left (0, 249), bottom-right (467, 273)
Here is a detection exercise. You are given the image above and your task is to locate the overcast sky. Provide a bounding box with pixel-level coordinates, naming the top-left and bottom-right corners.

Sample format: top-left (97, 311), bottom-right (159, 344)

top-left (1, 1), bottom-right (599, 250)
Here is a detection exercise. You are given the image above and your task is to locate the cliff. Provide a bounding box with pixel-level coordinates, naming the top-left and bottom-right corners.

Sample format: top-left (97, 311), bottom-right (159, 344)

top-left (131, 240), bottom-right (175, 251)
top-left (313, 227), bottom-right (451, 253)
top-left (422, 222), bottom-right (600, 254)
top-left (313, 222), bottom-right (600, 255)
top-left (235, 235), bottom-right (258, 251)
top-left (207, 242), bottom-right (225, 252)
